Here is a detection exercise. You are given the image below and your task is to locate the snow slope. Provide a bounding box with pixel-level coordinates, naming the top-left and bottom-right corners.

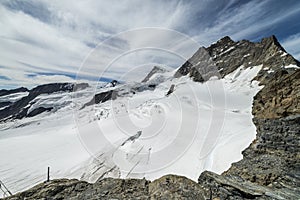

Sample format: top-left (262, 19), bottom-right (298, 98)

top-left (0, 65), bottom-right (263, 196)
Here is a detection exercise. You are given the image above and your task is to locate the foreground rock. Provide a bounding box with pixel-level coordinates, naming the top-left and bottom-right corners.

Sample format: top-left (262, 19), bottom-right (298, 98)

top-left (149, 175), bottom-right (205, 200)
top-left (198, 171), bottom-right (297, 200)
top-left (5, 175), bottom-right (205, 200)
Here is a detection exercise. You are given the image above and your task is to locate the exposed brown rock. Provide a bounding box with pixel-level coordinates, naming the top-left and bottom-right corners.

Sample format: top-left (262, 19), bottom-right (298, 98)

top-left (253, 70), bottom-right (300, 119)
top-left (222, 115), bottom-right (300, 196)
top-left (5, 175), bottom-right (205, 200)
top-left (149, 175), bottom-right (205, 200)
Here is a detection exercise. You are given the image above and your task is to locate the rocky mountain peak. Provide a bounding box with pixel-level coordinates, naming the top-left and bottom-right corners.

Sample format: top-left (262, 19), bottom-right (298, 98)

top-left (219, 35), bottom-right (234, 43)
top-left (207, 36), bottom-right (236, 52)
top-left (142, 66), bottom-right (167, 82)
top-left (261, 35), bottom-right (281, 49)
top-left (173, 47), bottom-right (219, 82)
top-left (175, 35), bottom-right (299, 83)
top-left (173, 35), bottom-right (300, 120)
top-left (258, 35), bottom-right (293, 63)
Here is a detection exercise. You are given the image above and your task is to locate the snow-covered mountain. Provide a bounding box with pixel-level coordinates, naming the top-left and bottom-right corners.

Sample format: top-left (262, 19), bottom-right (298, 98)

top-left (0, 35), bottom-right (299, 198)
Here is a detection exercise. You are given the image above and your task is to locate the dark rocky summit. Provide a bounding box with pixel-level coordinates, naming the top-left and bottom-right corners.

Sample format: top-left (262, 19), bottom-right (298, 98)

top-left (175, 35), bottom-right (299, 82)
top-left (174, 47), bottom-right (221, 82)
top-left (141, 66), bottom-right (166, 83)
top-left (4, 35), bottom-right (300, 199)
top-left (104, 80), bottom-right (120, 87)
top-left (26, 107), bottom-right (54, 118)
top-left (0, 83), bottom-right (89, 122)
top-left (82, 90), bottom-right (117, 108)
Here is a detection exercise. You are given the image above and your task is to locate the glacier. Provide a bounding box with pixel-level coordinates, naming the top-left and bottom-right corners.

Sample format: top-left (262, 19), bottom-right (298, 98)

top-left (0, 65), bottom-right (263, 195)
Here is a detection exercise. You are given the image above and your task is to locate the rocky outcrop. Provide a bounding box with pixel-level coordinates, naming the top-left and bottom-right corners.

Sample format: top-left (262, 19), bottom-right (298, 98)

top-left (149, 175), bottom-right (205, 200)
top-left (0, 87), bottom-right (28, 97)
top-left (198, 170), bottom-right (299, 200)
top-left (4, 179), bottom-right (89, 200)
top-left (197, 116), bottom-right (300, 200)
top-left (166, 84), bottom-right (175, 96)
top-left (92, 177), bottom-right (150, 199)
top-left (5, 175), bottom-right (205, 200)
top-left (27, 107), bottom-right (53, 117)
top-left (0, 83), bottom-right (89, 121)
top-left (214, 115), bottom-right (299, 199)
top-left (253, 70), bottom-right (300, 119)
top-left (110, 80), bottom-right (119, 87)
top-left (104, 80), bottom-right (120, 88)
top-left (83, 90), bottom-right (117, 108)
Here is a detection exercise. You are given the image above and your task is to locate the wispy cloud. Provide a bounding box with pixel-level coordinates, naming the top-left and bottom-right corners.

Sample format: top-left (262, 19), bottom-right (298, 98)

top-left (282, 33), bottom-right (300, 60)
top-left (0, 0), bottom-right (299, 88)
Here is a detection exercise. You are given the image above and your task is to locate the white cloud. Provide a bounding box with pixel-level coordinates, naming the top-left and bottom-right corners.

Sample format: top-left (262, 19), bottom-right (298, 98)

top-left (281, 33), bottom-right (300, 60)
top-left (0, 0), bottom-right (193, 88)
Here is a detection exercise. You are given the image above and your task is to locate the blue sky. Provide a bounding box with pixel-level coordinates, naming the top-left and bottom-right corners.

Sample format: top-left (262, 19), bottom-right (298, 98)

top-left (0, 0), bottom-right (299, 89)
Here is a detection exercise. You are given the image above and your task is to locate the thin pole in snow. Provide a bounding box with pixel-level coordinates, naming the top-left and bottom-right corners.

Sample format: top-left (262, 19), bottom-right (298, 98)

top-left (47, 167), bottom-right (50, 182)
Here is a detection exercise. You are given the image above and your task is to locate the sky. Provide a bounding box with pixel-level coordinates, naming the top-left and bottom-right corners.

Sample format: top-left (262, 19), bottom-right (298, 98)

top-left (0, 0), bottom-right (299, 89)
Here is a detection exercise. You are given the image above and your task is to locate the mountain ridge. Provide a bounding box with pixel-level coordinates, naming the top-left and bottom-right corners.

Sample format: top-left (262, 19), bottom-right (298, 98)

top-left (175, 35), bottom-right (299, 83)
top-left (0, 83), bottom-right (89, 122)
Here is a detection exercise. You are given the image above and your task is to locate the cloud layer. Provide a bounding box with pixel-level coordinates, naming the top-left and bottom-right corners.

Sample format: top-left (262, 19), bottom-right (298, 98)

top-left (0, 0), bottom-right (299, 88)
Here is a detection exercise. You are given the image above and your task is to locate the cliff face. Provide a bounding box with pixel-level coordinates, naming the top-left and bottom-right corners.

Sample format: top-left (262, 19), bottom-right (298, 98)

top-left (4, 36), bottom-right (300, 199)
top-left (224, 116), bottom-right (300, 187)
top-left (253, 70), bottom-right (300, 119)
